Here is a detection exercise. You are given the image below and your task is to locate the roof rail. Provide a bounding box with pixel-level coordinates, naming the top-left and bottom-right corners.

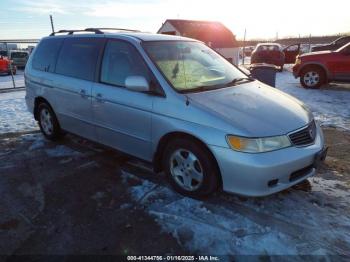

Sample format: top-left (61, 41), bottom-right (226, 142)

top-left (85, 27), bottom-right (141, 33)
top-left (50, 28), bottom-right (103, 36)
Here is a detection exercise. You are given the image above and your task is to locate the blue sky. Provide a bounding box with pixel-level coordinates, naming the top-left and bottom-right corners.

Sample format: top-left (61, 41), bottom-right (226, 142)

top-left (1, 0), bottom-right (349, 40)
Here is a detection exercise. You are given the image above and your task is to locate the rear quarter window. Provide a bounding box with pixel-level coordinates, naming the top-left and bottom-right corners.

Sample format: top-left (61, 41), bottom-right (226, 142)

top-left (32, 38), bottom-right (63, 72)
top-left (55, 38), bottom-right (103, 81)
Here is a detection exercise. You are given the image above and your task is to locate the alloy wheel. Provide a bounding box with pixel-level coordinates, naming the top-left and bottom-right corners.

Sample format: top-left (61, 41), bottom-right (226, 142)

top-left (303, 71), bottom-right (320, 87)
top-left (169, 149), bottom-right (204, 191)
top-left (40, 108), bottom-right (54, 136)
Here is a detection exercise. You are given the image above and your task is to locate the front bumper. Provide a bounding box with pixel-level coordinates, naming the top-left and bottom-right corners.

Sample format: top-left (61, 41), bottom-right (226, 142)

top-left (210, 123), bottom-right (325, 197)
top-left (292, 64), bottom-right (301, 78)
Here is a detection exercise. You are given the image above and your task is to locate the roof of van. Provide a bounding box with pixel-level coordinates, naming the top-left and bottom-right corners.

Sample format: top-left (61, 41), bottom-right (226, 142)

top-left (117, 32), bottom-right (196, 42)
top-left (48, 31), bottom-right (197, 42)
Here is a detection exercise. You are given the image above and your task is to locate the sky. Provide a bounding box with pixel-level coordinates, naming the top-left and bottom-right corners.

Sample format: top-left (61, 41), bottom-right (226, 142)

top-left (0, 0), bottom-right (349, 40)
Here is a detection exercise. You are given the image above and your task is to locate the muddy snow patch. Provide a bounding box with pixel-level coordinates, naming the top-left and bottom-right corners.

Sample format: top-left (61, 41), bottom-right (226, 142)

top-left (310, 176), bottom-right (350, 198)
top-left (122, 171), bottom-right (350, 257)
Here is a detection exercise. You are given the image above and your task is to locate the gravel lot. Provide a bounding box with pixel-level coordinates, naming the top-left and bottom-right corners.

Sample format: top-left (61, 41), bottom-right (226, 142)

top-left (0, 127), bottom-right (349, 259)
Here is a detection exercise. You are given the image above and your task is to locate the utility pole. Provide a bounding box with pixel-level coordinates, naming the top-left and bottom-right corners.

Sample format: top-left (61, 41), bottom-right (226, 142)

top-left (308, 33), bottom-right (312, 52)
top-left (242, 28), bottom-right (246, 65)
top-left (50, 15), bottom-right (55, 33)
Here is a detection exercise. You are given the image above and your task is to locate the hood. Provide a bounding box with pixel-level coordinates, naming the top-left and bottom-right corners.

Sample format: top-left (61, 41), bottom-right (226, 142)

top-left (187, 81), bottom-right (313, 137)
top-left (300, 50), bottom-right (332, 57)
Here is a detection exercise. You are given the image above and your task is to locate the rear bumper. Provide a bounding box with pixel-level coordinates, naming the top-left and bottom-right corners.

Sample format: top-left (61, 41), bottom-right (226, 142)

top-left (251, 57), bottom-right (284, 67)
top-left (25, 94), bottom-right (35, 115)
top-left (209, 123), bottom-right (325, 197)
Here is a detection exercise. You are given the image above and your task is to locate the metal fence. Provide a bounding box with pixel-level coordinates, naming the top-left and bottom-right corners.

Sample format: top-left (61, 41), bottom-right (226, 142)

top-left (0, 39), bottom-right (39, 92)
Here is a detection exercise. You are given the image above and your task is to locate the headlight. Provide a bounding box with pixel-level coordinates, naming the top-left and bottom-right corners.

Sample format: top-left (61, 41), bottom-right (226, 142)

top-left (295, 57), bottom-right (301, 65)
top-left (226, 135), bottom-right (291, 153)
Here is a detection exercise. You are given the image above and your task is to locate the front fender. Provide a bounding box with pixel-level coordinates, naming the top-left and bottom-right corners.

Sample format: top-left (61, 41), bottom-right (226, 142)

top-left (297, 62), bottom-right (330, 79)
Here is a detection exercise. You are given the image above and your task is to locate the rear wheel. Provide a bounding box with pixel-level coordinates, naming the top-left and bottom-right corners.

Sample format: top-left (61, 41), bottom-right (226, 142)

top-left (162, 138), bottom-right (219, 197)
top-left (300, 66), bottom-right (326, 88)
top-left (38, 103), bottom-right (63, 141)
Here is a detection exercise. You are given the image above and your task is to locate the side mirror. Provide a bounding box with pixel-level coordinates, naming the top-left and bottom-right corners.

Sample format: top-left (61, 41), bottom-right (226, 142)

top-left (125, 76), bottom-right (150, 92)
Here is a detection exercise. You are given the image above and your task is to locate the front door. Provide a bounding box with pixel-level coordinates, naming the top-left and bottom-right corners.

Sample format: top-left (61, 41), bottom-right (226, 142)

top-left (330, 45), bottom-right (350, 81)
top-left (283, 44), bottom-right (300, 64)
top-left (92, 39), bottom-right (157, 161)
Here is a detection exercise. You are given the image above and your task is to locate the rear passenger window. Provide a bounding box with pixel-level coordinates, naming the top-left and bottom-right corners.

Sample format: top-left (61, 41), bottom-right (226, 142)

top-left (56, 38), bottom-right (103, 81)
top-left (101, 40), bottom-right (152, 87)
top-left (32, 38), bottom-right (63, 72)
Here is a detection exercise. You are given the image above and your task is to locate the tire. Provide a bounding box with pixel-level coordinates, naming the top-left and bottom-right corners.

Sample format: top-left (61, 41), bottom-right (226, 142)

top-left (162, 138), bottom-right (219, 197)
top-left (300, 66), bottom-right (326, 89)
top-left (37, 102), bottom-right (63, 141)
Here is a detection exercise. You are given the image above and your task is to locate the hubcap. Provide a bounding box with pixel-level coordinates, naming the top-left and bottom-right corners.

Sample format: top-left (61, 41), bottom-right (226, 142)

top-left (169, 149), bottom-right (204, 191)
top-left (40, 108), bottom-right (53, 135)
top-left (303, 71), bottom-right (320, 87)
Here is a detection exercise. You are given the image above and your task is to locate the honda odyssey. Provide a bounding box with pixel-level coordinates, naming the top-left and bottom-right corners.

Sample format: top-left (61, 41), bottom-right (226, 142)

top-left (25, 28), bottom-right (327, 197)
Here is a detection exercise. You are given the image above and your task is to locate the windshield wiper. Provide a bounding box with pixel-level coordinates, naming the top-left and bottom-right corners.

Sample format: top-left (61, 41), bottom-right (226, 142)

top-left (225, 77), bottom-right (254, 87)
top-left (179, 77), bottom-right (254, 93)
top-left (179, 85), bottom-right (219, 93)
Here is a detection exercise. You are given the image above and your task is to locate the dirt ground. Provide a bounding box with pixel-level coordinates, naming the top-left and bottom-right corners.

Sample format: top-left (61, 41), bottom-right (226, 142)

top-left (0, 127), bottom-right (349, 258)
top-left (0, 131), bottom-right (185, 258)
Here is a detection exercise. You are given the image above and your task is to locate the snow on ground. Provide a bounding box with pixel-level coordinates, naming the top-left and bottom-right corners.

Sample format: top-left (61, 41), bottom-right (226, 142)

top-left (122, 170), bottom-right (350, 257)
top-left (276, 67), bottom-right (350, 130)
top-left (0, 90), bottom-right (38, 134)
top-left (0, 70), bottom-right (25, 90)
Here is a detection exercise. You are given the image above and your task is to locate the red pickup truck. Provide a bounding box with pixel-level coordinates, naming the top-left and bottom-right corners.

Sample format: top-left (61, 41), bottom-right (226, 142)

top-left (293, 43), bottom-right (350, 88)
top-left (0, 56), bottom-right (17, 75)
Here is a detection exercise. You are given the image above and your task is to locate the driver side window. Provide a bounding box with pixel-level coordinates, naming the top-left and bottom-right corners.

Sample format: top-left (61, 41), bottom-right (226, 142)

top-left (286, 45), bottom-right (299, 52)
top-left (100, 40), bottom-right (152, 88)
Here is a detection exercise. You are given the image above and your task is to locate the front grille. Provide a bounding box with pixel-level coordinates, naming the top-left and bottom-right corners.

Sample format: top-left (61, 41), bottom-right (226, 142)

top-left (289, 121), bottom-right (316, 146)
top-left (289, 165), bottom-right (313, 182)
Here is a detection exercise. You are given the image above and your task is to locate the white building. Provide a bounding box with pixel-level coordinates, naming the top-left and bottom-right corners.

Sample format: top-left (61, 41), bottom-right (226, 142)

top-left (157, 19), bottom-right (239, 65)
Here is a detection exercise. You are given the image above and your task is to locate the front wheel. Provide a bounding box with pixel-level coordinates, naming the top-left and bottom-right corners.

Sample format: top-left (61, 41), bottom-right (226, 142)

top-left (38, 103), bottom-right (63, 141)
top-left (162, 138), bottom-right (220, 197)
top-left (300, 66), bottom-right (326, 88)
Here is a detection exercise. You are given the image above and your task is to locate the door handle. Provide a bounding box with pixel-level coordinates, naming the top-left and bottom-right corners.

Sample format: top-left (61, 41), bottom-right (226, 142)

top-left (80, 89), bottom-right (88, 98)
top-left (95, 93), bottom-right (105, 103)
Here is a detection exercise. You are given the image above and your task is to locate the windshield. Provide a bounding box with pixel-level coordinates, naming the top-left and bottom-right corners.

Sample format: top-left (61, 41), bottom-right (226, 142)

top-left (337, 42), bottom-right (350, 52)
top-left (11, 52), bottom-right (28, 58)
top-left (143, 41), bottom-right (248, 92)
top-left (257, 45), bottom-right (281, 51)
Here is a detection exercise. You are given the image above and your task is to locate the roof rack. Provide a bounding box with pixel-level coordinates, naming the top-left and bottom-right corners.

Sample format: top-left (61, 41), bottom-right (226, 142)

top-left (50, 29), bottom-right (103, 36)
top-left (50, 27), bottom-right (140, 36)
top-left (85, 27), bottom-right (141, 33)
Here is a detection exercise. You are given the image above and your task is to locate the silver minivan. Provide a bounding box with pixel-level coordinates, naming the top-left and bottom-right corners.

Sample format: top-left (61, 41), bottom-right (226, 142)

top-left (25, 28), bottom-right (327, 197)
